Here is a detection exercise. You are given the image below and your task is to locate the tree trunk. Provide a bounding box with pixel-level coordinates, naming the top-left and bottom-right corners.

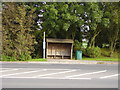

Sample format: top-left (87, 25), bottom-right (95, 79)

top-left (109, 28), bottom-right (119, 57)
top-left (88, 30), bottom-right (101, 48)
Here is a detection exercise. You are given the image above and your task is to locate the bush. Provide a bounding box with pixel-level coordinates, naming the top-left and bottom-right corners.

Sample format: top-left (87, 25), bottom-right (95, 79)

top-left (85, 47), bottom-right (101, 58)
top-left (1, 53), bottom-right (31, 61)
top-left (19, 53), bottom-right (31, 61)
top-left (73, 40), bottom-right (87, 57)
top-left (74, 40), bottom-right (82, 51)
top-left (101, 48), bottom-right (110, 57)
top-left (1, 55), bottom-right (16, 61)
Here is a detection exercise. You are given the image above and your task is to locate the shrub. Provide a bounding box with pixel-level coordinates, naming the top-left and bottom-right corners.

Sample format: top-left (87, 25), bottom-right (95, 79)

top-left (74, 40), bottom-right (82, 51)
top-left (73, 40), bottom-right (86, 56)
top-left (1, 55), bottom-right (16, 61)
top-left (74, 40), bottom-right (86, 51)
top-left (19, 53), bottom-right (31, 61)
top-left (1, 53), bottom-right (31, 61)
top-left (101, 48), bottom-right (110, 57)
top-left (85, 47), bottom-right (101, 58)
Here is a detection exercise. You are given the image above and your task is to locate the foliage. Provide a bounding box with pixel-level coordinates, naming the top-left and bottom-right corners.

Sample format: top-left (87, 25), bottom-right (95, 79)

top-left (83, 48), bottom-right (119, 61)
top-left (2, 55), bottom-right (16, 61)
top-left (85, 2), bottom-right (110, 48)
top-left (85, 47), bottom-right (101, 58)
top-left (95, 2), bottom-right (120, 57)
top-left (37, 2), bottom-right (85, 39)
top-left (74, 40), bottom-right (82, 51)
top-left (19, 53), bottom-right (32, 61)
top-left (2, 2), bottom-right (35, 60)
top-left (106, 3), bottom-right (120, 57)
top-left (2, 2), bottom-right (120, 60)
top-left (73, 40), bottom-right (87, 57)
top-left (33, 2), bottom-right (119, 58)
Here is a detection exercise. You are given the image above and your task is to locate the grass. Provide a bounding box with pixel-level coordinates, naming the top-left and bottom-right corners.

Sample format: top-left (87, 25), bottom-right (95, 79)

top-left (82, 57), bottom-right (119, 61)
top-left (73, 48), bottom-right (119, 61)
top-left (28, 58), bottom-right (47, 61)
top-left (1, 58), bottom-right (47, 62)
top-left (1, 48), bottom-right (119, 62)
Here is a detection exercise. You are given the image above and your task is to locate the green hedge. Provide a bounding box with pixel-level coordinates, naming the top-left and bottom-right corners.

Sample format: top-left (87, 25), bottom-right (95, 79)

top-left (1, 55), bottom-right (16, 61)
top-left (85, 47), bottom-right (101, 58)
top-left (1, 53), bottom-right (31, 61)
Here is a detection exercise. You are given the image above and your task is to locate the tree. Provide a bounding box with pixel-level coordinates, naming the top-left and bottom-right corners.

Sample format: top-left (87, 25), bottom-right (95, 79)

top-left (37, 2), bottom-right (85, 39)
top-left (106, 2), bottom-right (120, 56)
top-left (94, 2), bottom-right (120, 57)
top-left (2, 2), bottom-right (35, 60)
top-left (84, 2), bottom-right (110, 48)
top-left (33, 2), bottom-right (85, 57)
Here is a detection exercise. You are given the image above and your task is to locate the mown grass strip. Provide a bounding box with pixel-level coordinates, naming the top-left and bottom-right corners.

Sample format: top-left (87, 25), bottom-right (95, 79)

top-left (2, 58), bottom-right (47, 62)
top-left (82, 58), bottom-right (120, 61)
top-left (28, 58), bottom-right (47, 61)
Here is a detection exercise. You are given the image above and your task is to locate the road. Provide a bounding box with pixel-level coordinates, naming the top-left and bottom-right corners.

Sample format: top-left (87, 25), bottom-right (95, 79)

top-left (0, 62), bottom-right (119, 88)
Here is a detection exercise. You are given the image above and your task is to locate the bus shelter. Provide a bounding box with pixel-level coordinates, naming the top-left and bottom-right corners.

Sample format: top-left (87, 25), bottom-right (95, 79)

top-left (46, 38), bottom-right (73, 59)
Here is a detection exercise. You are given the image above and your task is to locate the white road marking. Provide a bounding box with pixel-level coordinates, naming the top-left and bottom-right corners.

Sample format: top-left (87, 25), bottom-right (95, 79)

top-left (0, 69), bottom-right (19, 73)
top-left (2, 77), bottom-right (36, 79)
top-left (100, 74), bottom-right (119, 79)
top-left (3, 76), bottom-right (91, 80)
top-left (33, 70), bottom-right (77, 78)
top-left (69, 78), bottom-right (91, 80)
top-left (43, 69), bottom-right (74, 70)
top-left (0, 68), bottom-right (11, 69)
top-left (35, 76), bottom-right (84, 79)
top-left (65, 70), bottom-right (107, 78)
top-left (0, 69), bottom-right (47, 77)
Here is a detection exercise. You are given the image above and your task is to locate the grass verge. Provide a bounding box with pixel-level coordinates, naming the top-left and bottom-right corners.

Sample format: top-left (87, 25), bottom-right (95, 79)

top-left (82, 57), bottom-right (119, 61)
top-left (28, 58), bottom-right (47, 61)
top-left (1, 58), bottom-right (47, 62)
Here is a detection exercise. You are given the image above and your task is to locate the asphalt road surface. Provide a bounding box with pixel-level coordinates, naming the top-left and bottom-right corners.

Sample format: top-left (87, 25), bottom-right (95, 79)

top-left (0, 62), bottom-right (119, 88)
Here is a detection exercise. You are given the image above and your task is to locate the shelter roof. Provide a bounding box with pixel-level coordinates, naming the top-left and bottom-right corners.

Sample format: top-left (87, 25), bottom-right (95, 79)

top-left (46, 38), bottom-right (73, 43)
